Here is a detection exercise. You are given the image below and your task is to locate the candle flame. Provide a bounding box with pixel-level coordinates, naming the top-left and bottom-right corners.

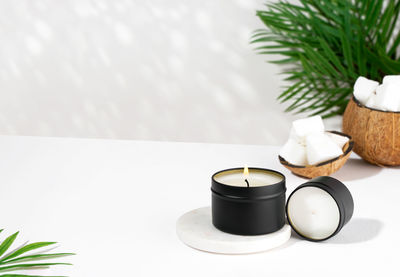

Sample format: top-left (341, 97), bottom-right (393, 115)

top-left (243, 165), bottom-right (249, 177)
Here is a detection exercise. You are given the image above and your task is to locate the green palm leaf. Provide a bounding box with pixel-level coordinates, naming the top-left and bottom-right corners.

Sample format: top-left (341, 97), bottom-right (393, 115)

top-left (0, 230), bottom-right (74, 277)
top-left (253, 0), bottom-right (400, 117)
top-left (0, 242), bottom-right (57, 262)
top-left (0, 274), bottom-right (65, 277)
top-left (0, 233), bottom-right (19, 258)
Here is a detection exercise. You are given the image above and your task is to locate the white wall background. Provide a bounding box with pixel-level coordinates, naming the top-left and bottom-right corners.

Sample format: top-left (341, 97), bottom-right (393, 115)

top-left (0, 0), bottom-right (340, 145)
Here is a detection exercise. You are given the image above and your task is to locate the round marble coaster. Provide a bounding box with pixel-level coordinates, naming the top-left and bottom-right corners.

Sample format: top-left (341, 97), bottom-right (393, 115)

top-left (176, 207), bottom-right (291, 254)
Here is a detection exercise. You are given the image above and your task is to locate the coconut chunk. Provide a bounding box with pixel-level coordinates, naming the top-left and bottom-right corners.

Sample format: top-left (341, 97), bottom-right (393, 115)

top-left (375, 82), bottom-right (400, 112)
top-left (365, 93), bottom-right (377, 109)
top-left (290, 115), bottom-right (324, 145)
top-left (306, 133), bottom-right (343, 165)
top-left (382, 75), bottom-right (400, 84)
top-left (326, 132), bottom-right (349, 149)
top-left (353, 76), bottom-right (379, 105)
top-left (279, 139), bottom-right (308, 166)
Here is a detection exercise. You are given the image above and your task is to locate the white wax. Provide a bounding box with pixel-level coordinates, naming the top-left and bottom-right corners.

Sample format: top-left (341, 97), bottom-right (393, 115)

top-left (287, 186), bottom-right (340, 240)
top-left (213, 169), bottom-right (283, 187)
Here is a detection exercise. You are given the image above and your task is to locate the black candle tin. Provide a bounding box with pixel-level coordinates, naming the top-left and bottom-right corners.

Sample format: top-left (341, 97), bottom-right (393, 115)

top-left (211, 168), bottom-right (286, 236)
top-left (286, 176), bottom-right (354, 242)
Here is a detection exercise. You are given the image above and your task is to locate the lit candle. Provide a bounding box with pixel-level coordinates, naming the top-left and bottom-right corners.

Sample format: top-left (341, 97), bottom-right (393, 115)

top-left (213, 166), bottom-right (283, 187)
top-left (244, 165), bottom-right (249, 187)
top-left (286, 176), bottom-right (354, 241)
top-left (211, 167), bottom-right (286, 235)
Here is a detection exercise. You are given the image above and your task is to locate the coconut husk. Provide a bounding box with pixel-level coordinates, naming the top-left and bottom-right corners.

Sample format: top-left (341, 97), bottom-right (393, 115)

top-left (279, 131), bottom-right (354, 179)
top-left (342, 97), bottom-right (400, 166)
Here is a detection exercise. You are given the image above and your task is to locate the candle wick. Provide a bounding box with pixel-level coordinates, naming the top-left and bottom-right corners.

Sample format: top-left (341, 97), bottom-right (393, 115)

top-left (245, 179), bottom-right (249, 187)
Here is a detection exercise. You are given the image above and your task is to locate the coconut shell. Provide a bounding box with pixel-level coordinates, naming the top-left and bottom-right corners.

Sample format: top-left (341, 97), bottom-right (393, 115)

top-left (342, 97), bottom-right (400, 166)
top-left (279, 131), bottom-right (354, 179)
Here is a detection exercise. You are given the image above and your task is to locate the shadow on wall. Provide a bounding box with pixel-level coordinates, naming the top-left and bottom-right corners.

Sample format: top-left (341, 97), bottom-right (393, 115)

top-left (0, 0), bottom-right (299, 144)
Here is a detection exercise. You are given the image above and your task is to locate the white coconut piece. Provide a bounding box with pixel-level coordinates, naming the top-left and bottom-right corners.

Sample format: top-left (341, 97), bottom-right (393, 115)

top-left (326, 132), bottom-right (349, 149)
top-left (375, 82), bottom-right (400, 112)
top-left (382, 75), bottom-right (400, 84)
top-left (353, 76), bottom-right (379, 105)
top-left (365, 93), bottom-right (377, 109)
top-left (306, 133), bottom-right (343, 165)
top-left (279, 139), bottom-right (308, 166)
top-left (290, 115), bottom-right (324, 145)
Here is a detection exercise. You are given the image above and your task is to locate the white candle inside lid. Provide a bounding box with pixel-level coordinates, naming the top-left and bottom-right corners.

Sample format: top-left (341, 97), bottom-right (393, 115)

top-left (287, 186), bottom-right (340, 240)
top-left (213, 167), bottom-right (283, 187)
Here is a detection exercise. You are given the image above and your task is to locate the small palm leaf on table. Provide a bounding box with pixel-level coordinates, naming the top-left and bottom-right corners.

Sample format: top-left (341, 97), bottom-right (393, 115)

top-left (0, 229), bottom-right (74, 277)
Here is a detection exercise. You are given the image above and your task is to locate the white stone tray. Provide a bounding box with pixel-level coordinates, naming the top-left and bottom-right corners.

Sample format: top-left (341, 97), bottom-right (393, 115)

top-left (176, 207), bottom-right (291, 254)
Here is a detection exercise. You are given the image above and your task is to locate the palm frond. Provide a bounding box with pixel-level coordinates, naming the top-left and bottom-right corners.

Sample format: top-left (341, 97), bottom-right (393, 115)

top-left (0, 230), bottom-right (74, 277)
top-left (253, 0), bottom-right (400, 117)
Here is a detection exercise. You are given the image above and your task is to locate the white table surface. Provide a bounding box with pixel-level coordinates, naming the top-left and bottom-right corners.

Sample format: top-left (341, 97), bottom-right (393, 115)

top-left (0, 135), bottom-right (398, 276)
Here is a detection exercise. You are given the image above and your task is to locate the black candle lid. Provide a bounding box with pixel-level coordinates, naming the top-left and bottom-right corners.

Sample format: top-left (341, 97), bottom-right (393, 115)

top-left (286, 176), bottom-right (354, 241)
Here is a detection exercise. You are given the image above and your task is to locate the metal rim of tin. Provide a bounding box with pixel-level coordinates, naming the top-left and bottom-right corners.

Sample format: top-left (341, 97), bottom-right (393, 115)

top-left (286, 176), bottom-right (354, 242)
top-left (211, 167), bottom-right (286, 200)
